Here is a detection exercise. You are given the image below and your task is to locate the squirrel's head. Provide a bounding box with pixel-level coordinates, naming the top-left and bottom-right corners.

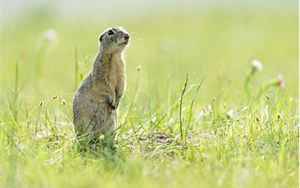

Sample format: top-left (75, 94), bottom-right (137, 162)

top-left (99, 27), bottom-right (130, 54)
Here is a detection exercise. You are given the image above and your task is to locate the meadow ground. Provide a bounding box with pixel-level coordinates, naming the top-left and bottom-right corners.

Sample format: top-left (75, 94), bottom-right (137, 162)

top-left (0, 7), bottom-right (298, 188)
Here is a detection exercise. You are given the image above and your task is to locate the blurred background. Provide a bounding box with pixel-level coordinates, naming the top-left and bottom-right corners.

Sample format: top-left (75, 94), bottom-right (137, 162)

top-left (0, 0), bottom-right (297, 23)
top-left (0, 0), bottom-right (298, 106)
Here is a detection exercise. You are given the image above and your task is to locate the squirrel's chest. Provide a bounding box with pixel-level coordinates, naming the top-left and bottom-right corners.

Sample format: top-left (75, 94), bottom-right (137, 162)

top-left (107, 60), bottom-right (125, 88)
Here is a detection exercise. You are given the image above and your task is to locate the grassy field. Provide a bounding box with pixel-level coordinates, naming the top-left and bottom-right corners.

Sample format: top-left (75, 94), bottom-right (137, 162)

top-left (0, 6), bottom-right (298, 188)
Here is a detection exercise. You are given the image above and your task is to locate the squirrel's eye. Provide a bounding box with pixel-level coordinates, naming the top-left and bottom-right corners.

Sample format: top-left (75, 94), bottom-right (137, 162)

top-left (107, 30), bottom-right (114, 35)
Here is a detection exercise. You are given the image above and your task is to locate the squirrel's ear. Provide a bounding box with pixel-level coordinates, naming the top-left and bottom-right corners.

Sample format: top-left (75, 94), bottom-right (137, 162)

top-left (99, 33), bottom-right (105, 42)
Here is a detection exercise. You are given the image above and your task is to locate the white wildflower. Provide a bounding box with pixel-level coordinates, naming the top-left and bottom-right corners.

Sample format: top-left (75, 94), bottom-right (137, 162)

top-left (226, 108), bottom-right (239, 120)
top-left (43, 29), bottom-right (57, 43)
top-left (196, 105), bottom-right (213, 121)
top-left (251, 59), bottom-right (263, 72)
top-left (34, 129), bottom-right (51, 140)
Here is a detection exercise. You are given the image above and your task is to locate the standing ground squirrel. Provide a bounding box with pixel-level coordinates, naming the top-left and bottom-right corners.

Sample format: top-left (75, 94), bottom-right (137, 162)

top-left (73, 27), bottom-right (130, 145)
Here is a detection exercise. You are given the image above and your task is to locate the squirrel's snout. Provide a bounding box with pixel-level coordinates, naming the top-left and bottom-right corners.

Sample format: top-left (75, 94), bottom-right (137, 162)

top-left (124, 34), bottom-right (130, 41)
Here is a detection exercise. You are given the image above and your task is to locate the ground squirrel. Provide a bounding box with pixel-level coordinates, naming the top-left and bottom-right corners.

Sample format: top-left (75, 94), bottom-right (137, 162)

top-left (73, 27), bottom-right (130, 145)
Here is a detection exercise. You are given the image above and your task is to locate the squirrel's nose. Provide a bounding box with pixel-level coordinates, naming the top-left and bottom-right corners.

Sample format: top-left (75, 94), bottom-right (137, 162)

top-left (124, 34), bottom-right (129, 40)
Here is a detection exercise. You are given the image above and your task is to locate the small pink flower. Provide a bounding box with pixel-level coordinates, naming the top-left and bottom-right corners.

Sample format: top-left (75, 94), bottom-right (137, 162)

top-left (276, 74), bottom-right (285, 88)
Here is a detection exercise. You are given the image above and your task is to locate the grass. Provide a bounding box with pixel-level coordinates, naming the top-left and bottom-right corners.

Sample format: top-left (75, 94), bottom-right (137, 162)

top-left (0, 6), bottom-right (298, 188)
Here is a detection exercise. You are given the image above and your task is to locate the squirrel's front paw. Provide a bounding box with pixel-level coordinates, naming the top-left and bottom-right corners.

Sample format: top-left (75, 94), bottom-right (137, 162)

top-left (106, 96), bottom-right (116, 110)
